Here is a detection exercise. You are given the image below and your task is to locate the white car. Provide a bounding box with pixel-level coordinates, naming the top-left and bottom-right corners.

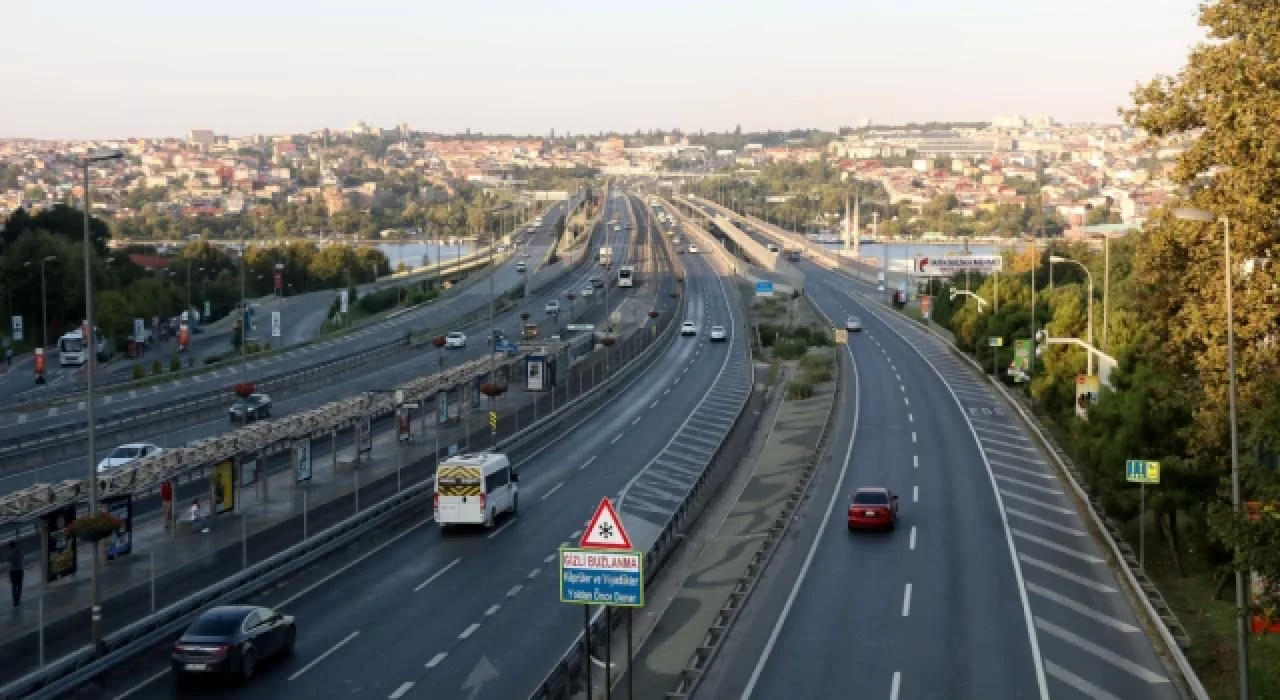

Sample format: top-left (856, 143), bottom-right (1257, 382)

top-left (516, 261), bottom-right (526, 273)
top-left (445, 331), bottom-right (467, 348)
top-left (681, 321), bottom-right (698, 336)
top-left (97, 443), bottom-right (163, 473)
top-left (709, 326), bottom-right (727, 342)
top-left (546, 300), bottom-right (561, 315)
top-left (688, 245), bottom-right (699, 254)
top-left (580, 287), bottom-right (594, 297)
top-left (846, 317), bottom-right (862, 332)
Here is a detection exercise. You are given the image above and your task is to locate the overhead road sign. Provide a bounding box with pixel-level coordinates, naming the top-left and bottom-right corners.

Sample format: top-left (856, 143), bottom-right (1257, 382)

top-left (559, 548), bottom-right (644, 607)
top-left (580, 497), bottom-right (634, 550)
top-left (917, 255), bottom-right (1003, 276)
top-left (754, 281), bottom-right (774, 297)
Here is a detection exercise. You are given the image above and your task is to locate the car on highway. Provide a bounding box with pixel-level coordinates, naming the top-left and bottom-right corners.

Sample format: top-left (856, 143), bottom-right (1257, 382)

top-left (546, 300), bottom-right (560, 315)
top-left (516, 261), bottom-right (526, 273)
top-left (434, 452), bottom-right (519, 530)
top-left (445, 331), bottom-right (467, 348)
top-left (847, 487), bottom-right (899, 531)
top-left (688, 244), bottom-right (699, 254)
top-left (846, 316), bottom-right (862, 332)
top-left (171, 605), bottom-right (296, 682)
top-left (681, 321), bottom-right (698, 336)
top-left (580, 287), bottom-right (594, 297)
top-left (229, 393), bottom-right (272, 423)
top-left (709, 325), bottom-right (727, 342)
top-left (97, 442), bottom-right (163, 473)
top-left (590, 277), bottom-right (604, 289)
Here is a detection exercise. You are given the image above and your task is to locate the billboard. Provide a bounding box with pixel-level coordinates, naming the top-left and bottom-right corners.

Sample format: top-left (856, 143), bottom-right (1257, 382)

top-left (11, 315), bottom-right (22, 341)
top-left (103, 494), bottom-right (134, 560)
top-left (917, 255), bottom-right (1003, 277)
top-left (241, 455), bottom-right (258, 487)
top-left (43, 505), bottom-right (77, 584)
top-left (358, 415), bottom-right (373, 453)
top-left (1075, 374), bottom-right (1101, 420)
top-left (213, 459), bottom-right (236, 514)
top-left (295, 439), bottom-right (312, 482)
top-left (437, 390), bottom-right (449, 425)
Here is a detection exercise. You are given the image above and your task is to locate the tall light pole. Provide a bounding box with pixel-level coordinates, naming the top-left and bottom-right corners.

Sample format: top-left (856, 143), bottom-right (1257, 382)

top-left (1175, 207), bottom-right (1249, 699)
top-left (81, 147), bottom-right (123, 650)
top-left (23, 255), bottom-right (56, 349)
top-left (1049, 255), bottom-right (1094, 376)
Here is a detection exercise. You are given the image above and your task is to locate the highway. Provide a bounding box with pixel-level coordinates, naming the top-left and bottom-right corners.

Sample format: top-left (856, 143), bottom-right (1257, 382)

top-left (692, 258), bottom-right (1180, 700)
top-left (0, 197), bottom-right (610, 495)
top-left (98, 194), bottom-right (752, 700)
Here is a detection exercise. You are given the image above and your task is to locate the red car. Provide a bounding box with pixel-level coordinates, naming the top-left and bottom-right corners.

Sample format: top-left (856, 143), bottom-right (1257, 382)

top-left (848, 487), bottom-right (899, 531)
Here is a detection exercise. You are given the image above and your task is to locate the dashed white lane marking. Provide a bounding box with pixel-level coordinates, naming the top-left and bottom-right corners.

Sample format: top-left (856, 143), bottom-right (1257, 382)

top-left (913, 486), bottom-right (919, 503)
top-left (570, 529), bottom-right (582, 539)
top-left (909, 526), bottom-right (917, 551)
top-left (426, 651), bottom-right (449, 668)
top-left (414, 558), bottom-right (461, 592)
top-left (900, 384), bottom-right (905, 392)
top-left (486, 520), bottom-right (516, 539)
top-left (544, 552), bottom-right (556, 564)
top-left (664, 388), bottom-right (671, 395)
top-left (528, 568), bottom-right (541, 579)
top-left (895, 374), bottom-right (901, 381)
top-left (911, 432), bottom-right (917, 443)
top-left (907, 413), bottom-right (913, 423)
top-left (890, 670), bottom-right (902, 700)
top-left (913, 455), bottom-right (919, 468)
top-left (651, 400), bottom-right (659, 409)
top-left (16, 414), bottom-right (27, 424)
top-left (485, 604), bottom-right (501, 616)
top-left (902, 583), bottom-right (912, 616)
top-left (632, 416), bottom-right (642, 426)
top-left (611, 434), bottom-right (623, 444)
top-left (579, 457), bottom-right (596, 470)
top-left (288, 630), bottom-right (360, 681)
top-left (507, 584), bottom-right (523, 597)
top-left (904, 397), bottom-right (909, 406)
top-left (541, 482), bottom-right (564, 501)
top-left (389, 681), bottom-right (415, 699)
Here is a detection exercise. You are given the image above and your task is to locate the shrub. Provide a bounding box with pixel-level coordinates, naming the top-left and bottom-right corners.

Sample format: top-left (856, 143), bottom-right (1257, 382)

top-left (786, 380), bottom-right (813, 400)
top-left (131, 364), bottom-right (145, 380)
top-left (151, 359), bottom-right (163, 376)
top-left (772, 337), bottom-right (808, 360)
top-left (168, 355), bottom-right (181, 372)
top-left (804, 365), bottom-right (832, 384)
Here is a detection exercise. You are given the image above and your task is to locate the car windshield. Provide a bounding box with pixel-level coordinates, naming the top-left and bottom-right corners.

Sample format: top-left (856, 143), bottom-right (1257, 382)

top-left (448, 333), bottom-right (462, 339)
top-left (108, 446), bottom-right (143, 459)
top-left (853, 491), bottom-right (890, 505)
top-left (186, 611), bottom-right (247, 636)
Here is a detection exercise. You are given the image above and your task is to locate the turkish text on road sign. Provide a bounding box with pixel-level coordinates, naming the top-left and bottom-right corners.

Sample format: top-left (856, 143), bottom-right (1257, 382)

top-left (1126, 459), bottom-right (1160, 484)
top-left (559, 548), bottom-right (644, 607)
top-left (580, 497), bottom-right (634, 550)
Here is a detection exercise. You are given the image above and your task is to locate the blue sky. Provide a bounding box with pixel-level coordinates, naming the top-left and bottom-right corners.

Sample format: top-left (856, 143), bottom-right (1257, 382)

top-left (1, 0), bottom-right (1204, 138)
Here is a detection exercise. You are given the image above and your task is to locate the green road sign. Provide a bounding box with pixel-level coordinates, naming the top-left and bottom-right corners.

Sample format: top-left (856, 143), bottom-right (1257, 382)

top-left (1126, 459), bottom-right (1160, 484)
top-left (988, 336), bottom-right (1004, 347)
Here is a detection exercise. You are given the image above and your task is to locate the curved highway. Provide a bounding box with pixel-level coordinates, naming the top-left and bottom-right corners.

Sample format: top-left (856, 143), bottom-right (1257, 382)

top-left (693, 259), bottom-right (1180, 700)
top-left (99, 196), bottom-right (751, 700)
top-left (0, 196), bottom-right (617, 495)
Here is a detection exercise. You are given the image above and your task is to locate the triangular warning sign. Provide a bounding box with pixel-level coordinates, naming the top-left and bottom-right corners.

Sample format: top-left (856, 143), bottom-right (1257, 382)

top-left (579, 498), bottom-right (633, 550)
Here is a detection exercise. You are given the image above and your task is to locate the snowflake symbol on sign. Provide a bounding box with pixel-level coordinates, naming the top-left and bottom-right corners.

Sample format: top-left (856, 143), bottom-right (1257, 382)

top-left (597, 522), bottom-right (614, 539)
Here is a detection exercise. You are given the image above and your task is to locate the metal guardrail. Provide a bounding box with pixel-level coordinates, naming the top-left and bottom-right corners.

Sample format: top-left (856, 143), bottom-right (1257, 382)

top-left (528, 222), bottom-right (753, 700)
top-left (0, 247), bottom-right (685, 700)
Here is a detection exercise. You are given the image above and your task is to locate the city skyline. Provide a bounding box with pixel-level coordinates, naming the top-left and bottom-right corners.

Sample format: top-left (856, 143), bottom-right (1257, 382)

top-left (3, 0), bottom-right (1204, 139)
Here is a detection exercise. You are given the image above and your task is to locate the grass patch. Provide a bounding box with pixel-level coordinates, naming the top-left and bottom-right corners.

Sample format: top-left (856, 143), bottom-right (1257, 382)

top-left (785, 380), bottom-right (813, 400)
top-left (771, 337), bottom-right (808, 360)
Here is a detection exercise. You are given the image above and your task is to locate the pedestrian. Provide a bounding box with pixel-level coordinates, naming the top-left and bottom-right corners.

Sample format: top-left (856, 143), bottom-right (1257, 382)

top-left (160, 480), bottom-right (173, 529)
top-left (7, 541), bottom-right (22, 608)
top-left (189, 498), bottom-right (207, 534)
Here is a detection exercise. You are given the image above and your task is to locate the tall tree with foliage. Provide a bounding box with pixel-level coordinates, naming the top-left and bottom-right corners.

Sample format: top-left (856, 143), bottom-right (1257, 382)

top-left (1123, 0), bottom-right (1280, 612)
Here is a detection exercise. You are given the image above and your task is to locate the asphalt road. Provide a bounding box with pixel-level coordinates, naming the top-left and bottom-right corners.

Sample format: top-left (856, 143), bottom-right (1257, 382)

top-left (0, 198), bottom-right (618, 495)
top-left (99, 194), bottom-right (749, 700)
top-left (694, 262), bottom-right (1180, 700)
top-left (0, 200), bottom-right (576, 423)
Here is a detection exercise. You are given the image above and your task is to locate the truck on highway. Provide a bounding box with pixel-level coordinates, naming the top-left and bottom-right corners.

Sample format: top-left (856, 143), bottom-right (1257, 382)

top-left (598, 246), bottom-right (613, 266)
top-left (434, 452), bottom-right (518, 530)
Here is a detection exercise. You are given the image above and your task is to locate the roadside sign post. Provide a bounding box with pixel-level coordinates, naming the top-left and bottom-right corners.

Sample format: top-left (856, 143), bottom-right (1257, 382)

top-left (988, 336), bottom-right (1004, 376)
top-left (561, 498), bottom-right (642, 699)
top-left (1126, 459), bottom-right (1161, 569)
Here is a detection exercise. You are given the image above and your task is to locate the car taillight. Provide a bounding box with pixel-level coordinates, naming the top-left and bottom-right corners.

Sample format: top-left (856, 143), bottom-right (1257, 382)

top-left (433, 493), bottom-right (439, 510)
top-left (479, 492), bottom-right (486, 511)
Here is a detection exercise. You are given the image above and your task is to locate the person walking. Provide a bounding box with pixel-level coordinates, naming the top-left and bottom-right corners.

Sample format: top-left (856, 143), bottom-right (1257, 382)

top-left (189, 498), bottom-right (208, 534)
top-left (7, 541), bottom-right (22, 608)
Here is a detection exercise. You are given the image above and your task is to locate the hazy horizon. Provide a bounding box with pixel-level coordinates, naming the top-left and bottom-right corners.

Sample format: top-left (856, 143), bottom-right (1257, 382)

top-left (2, 0), bottom-right (1204, 140)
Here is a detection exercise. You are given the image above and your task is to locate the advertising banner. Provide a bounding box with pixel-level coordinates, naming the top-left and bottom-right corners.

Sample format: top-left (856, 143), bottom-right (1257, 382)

top-left (213, 459), bottom-right (236, 514)
top-left (527, 357), bottom-right (546, 391)
top-left (178, 324), bottom-right (190, 349)
top-left (133, 318), bottom-right (144, 342)
top-left (34, 348), bottom-right (45, 376)
top-left (920, 295), bottom-right (932, 320)
top-left (1012, 339), bottom-right (1032, 379)
top-left (917, 255), bottom-right (1003, 277)
top-left (11, 315), bottom-right (23, 341)
top-left (295, 439), bottom-right (312, 482)
top-left (203, 300), bottom-right (211, 319)
top-left (437, 390), bottom-right (449, 425)
top-left (43, 505), bottom-right (77, 584)
top-left (1075, 374), bottom-right (1101, 420)
top-left (271, 311), bottom-right (281, 338)
top-left (241, 456), bottom-right (258, 487)
top-left (339, 289), bottom-right (349, 314)
top-left (358, 415), bottom-right (372, 453)
top-left (103, 494), bottom-right (133, 560)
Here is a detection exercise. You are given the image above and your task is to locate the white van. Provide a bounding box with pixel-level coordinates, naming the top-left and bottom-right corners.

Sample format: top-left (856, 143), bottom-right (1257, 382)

top-left (434, 452), bottom-right (518, 529)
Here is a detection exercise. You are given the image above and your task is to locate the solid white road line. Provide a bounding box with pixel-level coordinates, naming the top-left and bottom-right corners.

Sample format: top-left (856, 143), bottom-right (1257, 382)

top-left (288, 630), bottom-right (360, 681)
top-left (389, 681), bottom-right (415, 699)
top-left (990, 461), bottom-right (1054, 479)
top-left (740, 330), bottom-right (861, 700)
top-left (541, 482), bottom-right (564, 500)
top-left (995, 474), bottom-right (1063, 495)
top-left (902, 583), bottom-right (913, 616)
top-left (459, 623), bottom-right (481, 639)
top-left (890, 671), bottom-right (902, 700)
top-left (425, 652), bottom-right (448, 668)
top-left (414, 558), bottom-right (461, 592)
top-left (909, 526), bottom-right (917, 551)
top-left (1001, 490), bottom-right (1075, 515)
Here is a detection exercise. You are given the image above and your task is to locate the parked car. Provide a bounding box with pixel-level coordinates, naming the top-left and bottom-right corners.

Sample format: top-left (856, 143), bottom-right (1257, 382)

top-left (171, 605), bottom-right (296, 682)
top-left (229, 393), bottom-right (272, 423)
top-left (445, 331), bottom-right (467, 348)
top-left (97, 443), bottom-right (163, 473)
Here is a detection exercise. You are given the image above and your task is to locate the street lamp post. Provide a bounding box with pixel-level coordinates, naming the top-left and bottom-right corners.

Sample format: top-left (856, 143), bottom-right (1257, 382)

top-left (1175, 207), bottom-right (1249, 699)
top-left (22, 255), bottom-right (56, 350)
top-left (1049, 255), bottom-right (1094, 376)
top-left (81, 148), bottom-right (123, 650)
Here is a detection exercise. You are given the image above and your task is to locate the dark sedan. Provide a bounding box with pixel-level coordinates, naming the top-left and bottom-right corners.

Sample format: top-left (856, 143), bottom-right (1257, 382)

top-left (172, 605), bottom-right (296, 682)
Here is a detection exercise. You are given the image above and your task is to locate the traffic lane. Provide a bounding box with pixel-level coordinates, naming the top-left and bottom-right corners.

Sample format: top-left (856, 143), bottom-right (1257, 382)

top-left (202, 262), bottom-right (721, 699)
top-left (811, 271), bottom-right (1046, 698)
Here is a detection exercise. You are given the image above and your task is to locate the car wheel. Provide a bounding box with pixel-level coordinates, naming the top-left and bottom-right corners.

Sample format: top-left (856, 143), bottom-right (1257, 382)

top-left (240, 647), bottom-right (257, 680)
top-left (484, 508), bottom-right (495, 529)
top-left (512, 494), bottom-right (519, 515)
top-left (282, 626), bottom-right (296, 656)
